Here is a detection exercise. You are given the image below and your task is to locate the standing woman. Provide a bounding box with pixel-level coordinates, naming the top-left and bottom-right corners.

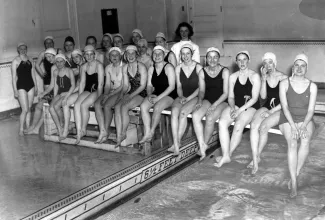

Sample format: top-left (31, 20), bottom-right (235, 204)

top-left (94, 47), bottom-right (125, 144)
top-left (11, 43), bottom-right (37, 135)
top-left (248, 52), bottom-right (287, 174)
top-left (61, 49), bottom-right (85, 139)
top-left (215, 51), bottom-right (261, 168)
top-left (155, 32), bottom-right (177, 67)
top-left (171, 22), bottom-right (200, 65)
top-left (101, 33), bottom-right (113, 68)
top-left (49, 54), bottom-right (75, 138)
top-left (278, 54), bottom-right (317, 198)
top-left (63, 36), bottom-right (77, 69)
top-left (169, 44), bottom-right (202, 156)
top-left (139, 46), bottom-right (177, 143)
top-left (74, 45), bottom-right (104, 144)
top-left (114, 45), bottom-right (147, 147)
top-left (192, 47), bottom-right (229, 160)
top-left (137, 39), bottom-right (153, 70)
top-left (85, 36), bottom-right (104, 64)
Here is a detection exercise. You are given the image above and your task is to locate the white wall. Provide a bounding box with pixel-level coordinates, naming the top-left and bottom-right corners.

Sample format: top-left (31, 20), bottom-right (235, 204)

top-left (76, 0), bottom-right (137, 46)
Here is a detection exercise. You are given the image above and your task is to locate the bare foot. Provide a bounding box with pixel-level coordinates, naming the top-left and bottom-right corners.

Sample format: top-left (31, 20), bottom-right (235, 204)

top-left (75, 130), bottom-right (85, 145)
top-left (173, 145), bottom-right (180, 156)
top-left (167, 145), bottom-right (175, 153)
top-left (251, 163), bottom-right (258, 175)
top-left (214, 156), bottom-right (231, 168)
top-left (289, 180), bottom-right (297, 198)
top-left (115, 134), bottom-right (127, 148)
top-left (139, 134), bottom-right (153, 144)
top-left (59, 130), bottom-right (69, 141)
top-left (247, 157), bottom-right (261, 169)
top-left (95, 131), bottom-right (108, 144)
top-left (24, 127), bottom-right (39, 135)
top-left (215, 156), bottom-right (222, 163)
top-left (19, 130), bottom-right (24, 136)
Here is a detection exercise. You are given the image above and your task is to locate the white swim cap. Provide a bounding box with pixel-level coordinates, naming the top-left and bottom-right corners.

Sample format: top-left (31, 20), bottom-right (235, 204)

top-left (262, 52), bottom-right (277, 67)
top-left (125, 45), bottom-right (138, 52)
top-left (294, 53), bottom-right (308, 66)
top-left (72, 49), bottom-right (83, 57)
top-left (181, 43), bottom-right (194, 53)
top-left (45, 48), bottom-right (57, 56)
top-left (236, 50), bottom-right (250, 60)
top-left (155, 32), bottom-right (166, 40)
top-left (153, 45), bottom-right (166, 54)
top-left (206, 47), bottom-right (221, 56)
top-left (17, 42), bottom-right (27, 48)
top-left (132, 29), bottom-right (143, 38)
top-left (113, 33), bottom-right (124, 42)
top-left (108, 47), bottom-right (122, 55)
top-left (55, 53), bottom-right (67, 62)
top-left (44, 36), bottom-right (54, 41)
top-left (103, 33), bottom-right (113, 42)
top-left (84, 45), bottom-right (95, 53)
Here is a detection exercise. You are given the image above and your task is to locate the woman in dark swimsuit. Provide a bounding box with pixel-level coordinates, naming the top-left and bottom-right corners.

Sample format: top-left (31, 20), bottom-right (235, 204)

top-left (11, 43), bottom-right (37, 135)
top-left (168, 44), bottom-right (202, 156)
top-left (248, 52), bottom-right (287, 174)
top-left (192, 47), bottom-right (229, 160)
top-left (215, 51), bottom-right (261, 168)
top-left (114, 45), bottom-right (148, 147)
top-left (279, 54), bottom-right (317, 198)
top-left (155, 32), bottom-right (177, 67)
top-left (139, 45), bottom-right (177, 143)
top-left (49, 54), bottom-right (75, 139)
top-left (61, 49), bottom-right (85, 139)
top-left (25, 48), bottom-right (57, 135)
top-left (74, 45), bottom-right (104, 144)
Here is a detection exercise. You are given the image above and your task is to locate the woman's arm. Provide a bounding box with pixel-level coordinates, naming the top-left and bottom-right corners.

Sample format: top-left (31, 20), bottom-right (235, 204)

top-left (78, 64), bottom-right (86, 95)
top-left (196, 69), bottom-right (205, 107)
top-left (168, 51), bottom-right (177, 68)
top-left (35, 51), bottom-right (45, 77)
top-left (146, 66), bottom-right (154, 96)
top-left (175, 65), bottom-right (183, 98)
top-left (103, 65), bottom-right (111, 95)
top-left (302, 82), bottom-right (317, 127)
top-left (53, 70), bottom-right (58, 97)
top-left (30, 58), bottom-right (38, 95)
top-left (227, 74), bottom-right (236, 110)
top-left (237, 72), bottom-right (261, 113)
top-left (41, 65), bottom-right (56, 97)
top-left (11, 58), bottom-right (18, 97)
top-left (155, 64), bottom-right (175, 101)
top-left (128, 63), bottom-right (148, 99)
top-left (96, 62), bottom-right (105, 97)
top-left (279, 79), bottom-right (296, 127)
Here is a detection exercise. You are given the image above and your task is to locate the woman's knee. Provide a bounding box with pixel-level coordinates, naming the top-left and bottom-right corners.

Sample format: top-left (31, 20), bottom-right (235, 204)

top-left (250, 118), bottom-right (261, 130)
top-left (288, 141), bottom-right (298, 150)
top-left (233, 121), bottom-right (245, 133)
top-left (259, 122), bottom-right (270, 135)
top-left (205, 114), bottom-right (216, 125)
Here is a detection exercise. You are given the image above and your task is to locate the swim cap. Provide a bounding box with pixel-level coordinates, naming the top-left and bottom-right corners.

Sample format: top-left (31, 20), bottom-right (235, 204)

top-left (262, 52), bottom-right (277, 67)
top-left (125, 45), bottom-right (138, 52)
top-left (44, 36), bottom-right (54, 41)
top-left (153, 45), bottom-right (166, 53)
top-left (113, 33), bottom-right (124, 42)
top-left (103, 33), bottom-right (113, 42)
top-left (108, 47), bottom-right (122, 55)
top-left (132, 29), bottom-right (143, 38)
top-left (45, 48), bottom-right (57, 56)
top-left (84, 45), bottom-right (95, 53)
top-left (294, 53), bottom-right (308, 66)
top-left (17, 42), bottom-right (27, 48)
top-left (181, 43), bottom-right (193, 53)
top-left (72, 49), bottom-right (83, 56)
top-left (155, 32), bottom-right (166, 40)
top-left (206, 47), bottom-right (221, 57)
top-left (55, 53), bottom-right (67, 62)
top-left (236, 50), bottom-right (250, 60)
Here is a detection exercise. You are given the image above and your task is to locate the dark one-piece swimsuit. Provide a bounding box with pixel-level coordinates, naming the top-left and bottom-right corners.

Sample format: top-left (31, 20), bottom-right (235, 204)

top-left (56, 74), bottom-right (71, 95)
top-left (151, 63), bottom-right (178, 99)
top-left (263, 80), bottom-right (280, 110)
top-left (16, 60), bottom-right (34, 92)
top-left (84, 63), bottom-right (98, 93)
top-left (203, 67), bottom-right (227, 104)
top-left (180, 64), bottom-right (199, 98)
top-left (234, 76), bottom-right (260, 109)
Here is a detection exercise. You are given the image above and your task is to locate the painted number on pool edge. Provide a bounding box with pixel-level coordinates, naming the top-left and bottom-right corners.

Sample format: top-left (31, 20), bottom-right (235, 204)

top-left (140, 144), bottom-right (199, 183)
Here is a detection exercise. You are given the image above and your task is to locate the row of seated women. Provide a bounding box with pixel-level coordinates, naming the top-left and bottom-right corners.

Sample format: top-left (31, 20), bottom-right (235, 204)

top-left (12, 25), bottom-right (317, 198)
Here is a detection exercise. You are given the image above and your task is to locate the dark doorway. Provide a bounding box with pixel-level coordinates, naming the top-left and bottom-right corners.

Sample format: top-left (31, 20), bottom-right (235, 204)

top-left (101, 9), bottom-right (119, 34)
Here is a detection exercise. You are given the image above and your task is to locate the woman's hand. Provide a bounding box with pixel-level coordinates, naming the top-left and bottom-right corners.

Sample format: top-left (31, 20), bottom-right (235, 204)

top-left (34, 87), bottom-right (38, 96)
top-left (14, 90), bottom-right (18, 99)
top-left (38, 92), bottom-right (45, 101)
top-left (230, 109), bottom-right (242, 119)
top-left (194, 100), bottom-right (203, 112)
top-left (298, 124), bottom-right (308, 139)
top-left (260, 110), bottom-right (272, 118)
top-left (260, 66), bottom-right (267, 81)
top-left (101, 94), bottom-right (109, 105)
top-left (62, 97), bottom-right (68, 106)
top-left (291, 124), bottom-right (299, 140)
top-left (206, 105), bottom-right (217, 116)
top-left (148, 95), bottom-right (158, 104)
top-left (179, 96), bottom-right (187, 104)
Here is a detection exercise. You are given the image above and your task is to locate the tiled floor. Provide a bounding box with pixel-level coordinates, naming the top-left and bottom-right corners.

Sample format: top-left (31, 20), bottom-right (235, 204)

top-left (0, 117), bottom-right (143, 220)
top-left (97, 116), bottom-right (325, 220)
